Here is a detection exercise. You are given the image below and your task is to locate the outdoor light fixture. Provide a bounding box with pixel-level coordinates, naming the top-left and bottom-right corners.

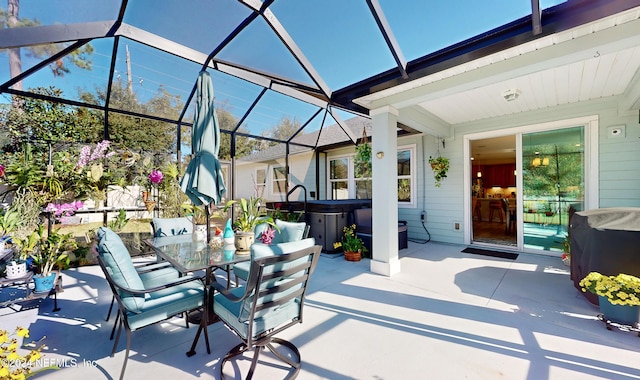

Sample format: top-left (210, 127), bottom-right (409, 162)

top-left (376, 151), bottom-right (384, 159)
top-left (502, 89), bottom-right (521, 102)
top-left (477, 171), bottom-right (482, 178)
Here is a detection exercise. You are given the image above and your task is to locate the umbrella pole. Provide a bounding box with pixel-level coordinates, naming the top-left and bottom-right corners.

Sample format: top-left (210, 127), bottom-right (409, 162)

top-left (205, 205), bottom-right (211, 243)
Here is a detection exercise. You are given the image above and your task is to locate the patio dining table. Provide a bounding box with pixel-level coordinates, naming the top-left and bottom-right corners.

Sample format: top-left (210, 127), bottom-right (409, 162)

top-left (144, 234), bottom-right (249, 357)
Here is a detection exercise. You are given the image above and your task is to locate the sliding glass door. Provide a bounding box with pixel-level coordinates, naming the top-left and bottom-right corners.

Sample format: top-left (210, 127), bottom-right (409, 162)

top-left (521, 127), bottom-right (584, 252)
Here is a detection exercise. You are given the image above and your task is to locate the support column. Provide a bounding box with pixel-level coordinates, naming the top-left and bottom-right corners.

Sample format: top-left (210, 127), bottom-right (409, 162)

top-left (370, 106), bottom-right (400, 276)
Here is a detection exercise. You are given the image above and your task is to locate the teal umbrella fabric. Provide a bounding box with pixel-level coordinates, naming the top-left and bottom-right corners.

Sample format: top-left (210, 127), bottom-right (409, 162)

top-left (180, 70), bottom-right (226, 208)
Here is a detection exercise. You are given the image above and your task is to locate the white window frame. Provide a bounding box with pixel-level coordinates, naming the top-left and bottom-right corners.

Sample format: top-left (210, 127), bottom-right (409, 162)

top-left (271, 165), bottom-right (288, 196)
top-left (326, 145), bottom-right (416, 207)
top-left (397, 144), bottom-right (416, 208)
top-left (328, 155), bottom-right (353, 199)
top-left (254, 166), bottom-right (267, 198)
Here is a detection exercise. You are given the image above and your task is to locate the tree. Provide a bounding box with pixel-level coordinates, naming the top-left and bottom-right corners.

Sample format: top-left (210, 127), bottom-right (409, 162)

top-left (1, 1), bottom-right (94, 95)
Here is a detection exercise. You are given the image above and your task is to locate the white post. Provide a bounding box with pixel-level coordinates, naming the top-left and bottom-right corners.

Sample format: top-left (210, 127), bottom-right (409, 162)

top-left (369, 106), bottom-right (400, 276)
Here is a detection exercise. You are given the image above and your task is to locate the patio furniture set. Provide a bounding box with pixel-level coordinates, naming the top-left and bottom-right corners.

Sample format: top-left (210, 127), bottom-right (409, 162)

top-left (93, 217), bottom-right (320, 379)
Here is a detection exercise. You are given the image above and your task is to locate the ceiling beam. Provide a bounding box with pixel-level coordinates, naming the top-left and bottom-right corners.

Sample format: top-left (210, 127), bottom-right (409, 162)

top-left (0, 21), bottom-right (114, 49)
top-left (366, 0), bottom-right (408, 79)
top-left (245, 2), bottom-right (333, 99)
top-left (398, 106), bottom-right (451, 138)
top-left (328, 107), bottom-right (358, 144)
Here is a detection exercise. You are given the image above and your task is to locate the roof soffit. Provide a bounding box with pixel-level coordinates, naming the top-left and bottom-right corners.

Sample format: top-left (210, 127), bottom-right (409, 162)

top-left (354, 11), bottom-right (640, 113)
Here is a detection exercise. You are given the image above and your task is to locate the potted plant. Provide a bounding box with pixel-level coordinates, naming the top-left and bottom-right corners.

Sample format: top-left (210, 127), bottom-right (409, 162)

top-left (333, 224), bottom-right (368, 262)
top-left (579, 272), bottom-right (640, 325)
top-left (223, 197), bottom-right (276, 251)
top-left (18, 225), bottom-right (77, 292)
top-left (182, 203), bottom-right (209, 241)
top-left (428, 156), bottom-right (450, 188)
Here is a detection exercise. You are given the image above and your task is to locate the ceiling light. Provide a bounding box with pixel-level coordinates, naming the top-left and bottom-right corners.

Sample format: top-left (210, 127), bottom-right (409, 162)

top-left (502, 89), bottom-right (521, 102)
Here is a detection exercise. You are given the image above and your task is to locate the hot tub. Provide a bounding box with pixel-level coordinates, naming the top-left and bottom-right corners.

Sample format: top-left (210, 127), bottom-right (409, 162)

top-left (267, 200), bottom-right (372, 252)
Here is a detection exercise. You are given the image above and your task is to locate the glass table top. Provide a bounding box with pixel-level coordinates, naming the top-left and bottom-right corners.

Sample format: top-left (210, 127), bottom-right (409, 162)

top-left (145, 234), bottom-right (248, 273)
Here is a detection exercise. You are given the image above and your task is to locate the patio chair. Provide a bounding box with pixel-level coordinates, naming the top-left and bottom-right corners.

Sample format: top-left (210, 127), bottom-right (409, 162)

top-left (211, 243), bottom-right (321, 379)
top-left (151, 217), bottom-right (193, 237)
top-left (94, 227), bottom-right (205, 380)
top-left (233, 219), bottom-right (311, 283)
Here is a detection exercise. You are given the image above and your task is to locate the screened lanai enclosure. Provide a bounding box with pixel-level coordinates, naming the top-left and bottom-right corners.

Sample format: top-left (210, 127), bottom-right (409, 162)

top-left (2, 0), bottom-right (639, 261)
top-left (0, 0), bottom-right (578, 199)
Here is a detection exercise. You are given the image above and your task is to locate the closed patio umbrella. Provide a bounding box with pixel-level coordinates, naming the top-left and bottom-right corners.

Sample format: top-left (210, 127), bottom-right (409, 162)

top-left (180, 70), bottom-right (226, 241)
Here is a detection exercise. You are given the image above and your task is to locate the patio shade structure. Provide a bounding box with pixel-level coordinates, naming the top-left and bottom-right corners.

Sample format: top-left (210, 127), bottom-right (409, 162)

top-left (180, 70), bottom-right (226, 242)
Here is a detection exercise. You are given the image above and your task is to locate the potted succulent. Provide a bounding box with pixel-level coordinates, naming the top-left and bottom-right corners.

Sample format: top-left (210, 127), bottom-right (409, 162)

top-left (333, 224), bottom-right (368, 262)
top-left (18, 225), bottom-right (77, 292)
top-left (579, 272), bottom-right (640, 325)
top-left (223, 197), bottom-right (276, 251)
top-left (428, 156), bottom-right (450, 188)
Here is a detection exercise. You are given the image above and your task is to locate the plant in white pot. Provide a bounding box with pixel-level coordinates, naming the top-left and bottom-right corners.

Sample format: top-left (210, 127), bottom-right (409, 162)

top-left (223, 197), bottom-right (277, 252)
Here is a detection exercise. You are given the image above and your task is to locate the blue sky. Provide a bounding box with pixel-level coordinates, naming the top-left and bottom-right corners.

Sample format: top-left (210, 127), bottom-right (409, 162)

top-left (1, 0), bottom-right (566, 136)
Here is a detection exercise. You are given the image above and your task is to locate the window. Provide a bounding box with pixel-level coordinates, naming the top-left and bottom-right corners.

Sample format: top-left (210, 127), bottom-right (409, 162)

top-left (254, 167), bottom-right (266, 197)
top-left (272, 166), bottom-right (287, 194)
top-left (328, 145), bottom-right (415, 206)
top-left (329, 157), bottom-right (349, 199)
top-left (397, 148), bottom-right (413, 205)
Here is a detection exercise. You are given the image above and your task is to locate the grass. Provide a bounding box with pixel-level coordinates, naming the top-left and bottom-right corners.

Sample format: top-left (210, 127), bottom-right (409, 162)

top-left (55, 218), bottom-right (152, 239)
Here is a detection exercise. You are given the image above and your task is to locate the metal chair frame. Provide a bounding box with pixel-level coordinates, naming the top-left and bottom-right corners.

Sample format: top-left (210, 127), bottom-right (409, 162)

top-left (211, 245), bottom-right (321, 379)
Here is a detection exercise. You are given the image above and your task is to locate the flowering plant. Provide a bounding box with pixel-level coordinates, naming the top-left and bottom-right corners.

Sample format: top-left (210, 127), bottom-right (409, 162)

top-left (148, 169), bottom-right (163, 188)
top-left (76, 140), bottom-right (115, 201)
top-left (333, 224), bottom-right (367, 253)
top-left (44, 201), bottom-right (83, 223)
top-left (258, 227), bottom-right (276, 244)
top-left (579, 272), bottom-right (640, 306)
top-left (0, 326), bottom-right (56, 378)
top-left (0, 164), bottom-right (5, 178)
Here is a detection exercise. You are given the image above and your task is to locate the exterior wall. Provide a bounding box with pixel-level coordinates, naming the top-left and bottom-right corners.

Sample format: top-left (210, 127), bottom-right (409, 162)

top-left (234, 150), bottom-right (316, 202)
top-left (436, 97), bottom-right (640, 245)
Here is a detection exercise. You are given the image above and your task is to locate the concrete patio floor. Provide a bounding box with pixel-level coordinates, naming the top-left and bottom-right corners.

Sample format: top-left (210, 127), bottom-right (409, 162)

top-left (2, 241), bottom-right (640, 379)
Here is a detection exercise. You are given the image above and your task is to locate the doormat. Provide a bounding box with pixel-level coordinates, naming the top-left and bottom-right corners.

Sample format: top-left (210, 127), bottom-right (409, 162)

top-left (461, 247), bottom-right (519, 260)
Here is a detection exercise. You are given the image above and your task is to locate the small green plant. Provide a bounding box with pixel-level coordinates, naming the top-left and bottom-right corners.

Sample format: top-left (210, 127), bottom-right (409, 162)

top-left (333, 224), bottom-right (368, 253)
top-left (16, 225), bottom-right (77, 277)
top-left (224, 197), bottom-right (276, 232)
top-left (0, 208), bottom-right (20, 236)
top-left (108, 209), bottom-right (130, 232)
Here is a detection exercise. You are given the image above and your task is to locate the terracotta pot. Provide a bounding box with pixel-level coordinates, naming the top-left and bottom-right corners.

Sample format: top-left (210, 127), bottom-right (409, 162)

top-left (344, 251), bottom-right (361, 262)
top-left (142, 191), bottom-right (150, 202)
top-left (144, 200), bottom-right (156, 212)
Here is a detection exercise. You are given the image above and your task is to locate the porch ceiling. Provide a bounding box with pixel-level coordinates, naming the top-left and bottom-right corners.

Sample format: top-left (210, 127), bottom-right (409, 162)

top-left (354, 6), bottom-right (640, 135)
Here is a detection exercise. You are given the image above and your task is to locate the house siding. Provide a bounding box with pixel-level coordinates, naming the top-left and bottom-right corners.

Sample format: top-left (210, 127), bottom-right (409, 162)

top-left (233, 98), bottom-right (639, 247)
top-left (234, 151), bottom-right (316, 203)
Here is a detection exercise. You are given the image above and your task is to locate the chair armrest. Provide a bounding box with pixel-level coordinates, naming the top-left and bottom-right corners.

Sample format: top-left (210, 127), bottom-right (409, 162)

top-left (211, 281), bottom-right (246, 302)
top-left (398, 220), bottom-right (407, 226)
top-left (134, 261), bottom-right (173, 274)
top-left (110, 273), bottom-right (204, 295)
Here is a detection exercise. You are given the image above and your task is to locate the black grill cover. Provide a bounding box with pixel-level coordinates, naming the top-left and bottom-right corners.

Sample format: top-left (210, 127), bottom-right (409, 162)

top-left (570, 208), bottom-right (640, 305)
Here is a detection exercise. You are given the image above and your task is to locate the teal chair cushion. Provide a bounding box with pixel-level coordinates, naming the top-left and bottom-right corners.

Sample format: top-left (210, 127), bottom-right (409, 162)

top-left (127, 279), bottom-right (204, 331)
top-left (233, 238), bottom-right (315, 281)
top-left (214, 281), bottom-right (301, 339)
top-left (96, 227), bottom-right (145, 313)
top-left (275, 219), bottom-right (307, 243)
top-left (254, 219), bottom-right (307, 245)
top-left (152, 217), bottom-right (193, 237)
